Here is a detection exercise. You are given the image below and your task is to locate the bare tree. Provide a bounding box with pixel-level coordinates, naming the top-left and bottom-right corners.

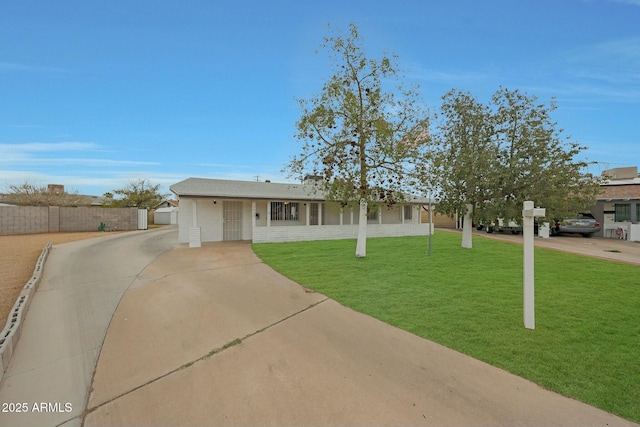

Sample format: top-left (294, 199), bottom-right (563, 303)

top-left (2, 182), bottom-right (91, 206)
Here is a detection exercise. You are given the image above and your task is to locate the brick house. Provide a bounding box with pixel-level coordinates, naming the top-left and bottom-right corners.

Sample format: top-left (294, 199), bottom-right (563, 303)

top-left (591, 166), bottom-right (640, 240)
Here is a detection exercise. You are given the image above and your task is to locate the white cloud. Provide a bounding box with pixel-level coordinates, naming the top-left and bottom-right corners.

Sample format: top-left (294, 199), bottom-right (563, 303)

top-left (0, 62), bottom-right (36, 71)
top-left (0, 62), bottom-right (67, 73)
top-left (568, 37), bottom-right (640, 72)
top-left (0, 142), bottom-right (99, 152)
top-left (511, 37), bottom-right (640, 103)
top-left (0, 142), bottom-right (101, 163)
top-left (2, 158), bottom-right (160, 166)
top-left (0, 169), bottom-right (187, 196)
top-left (196, 162), bottom-right (254, 169)
top-left (0, 142), bottom-right (151, 166)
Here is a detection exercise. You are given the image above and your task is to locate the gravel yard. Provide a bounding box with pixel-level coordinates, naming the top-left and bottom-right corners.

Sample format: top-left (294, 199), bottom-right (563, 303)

top-left (0, 232), bottom-right (125, 325)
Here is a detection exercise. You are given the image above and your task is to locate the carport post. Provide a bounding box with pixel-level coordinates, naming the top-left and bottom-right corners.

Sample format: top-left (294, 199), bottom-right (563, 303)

top-left (523, 201), bottom-right (545, 330)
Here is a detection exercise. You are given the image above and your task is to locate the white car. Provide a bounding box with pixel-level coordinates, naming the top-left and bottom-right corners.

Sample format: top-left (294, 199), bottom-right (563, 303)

top-left (477, 218), bottom-right (523, 235)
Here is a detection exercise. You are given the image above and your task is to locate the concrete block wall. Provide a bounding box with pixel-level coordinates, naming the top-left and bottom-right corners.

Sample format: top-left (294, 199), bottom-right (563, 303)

top-left (0, 206), bottom-right (49, 235)
top-left (59, 207), bottom-right (138, 232)
top-left (48, 206), bottom-right (60, 232)
top-left (0, 206), bottom-right (139, 235)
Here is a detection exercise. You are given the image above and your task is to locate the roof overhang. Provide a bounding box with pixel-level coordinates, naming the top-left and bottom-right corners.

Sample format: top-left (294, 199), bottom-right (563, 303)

top-left (170, 177), bottom-right (434, 205)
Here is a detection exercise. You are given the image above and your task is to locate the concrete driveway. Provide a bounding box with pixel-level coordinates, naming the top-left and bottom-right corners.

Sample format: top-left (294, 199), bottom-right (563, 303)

top-left (0, 227), bottom-right (178, 427)
top-left (1, 227), bottom-right (637, 426)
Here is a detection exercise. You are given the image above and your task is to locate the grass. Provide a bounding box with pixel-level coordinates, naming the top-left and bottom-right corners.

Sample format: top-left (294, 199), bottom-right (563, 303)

top-left (253, 233), bottom-right (640, 423)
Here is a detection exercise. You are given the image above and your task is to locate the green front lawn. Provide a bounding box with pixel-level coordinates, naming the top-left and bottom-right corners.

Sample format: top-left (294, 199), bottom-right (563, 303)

top-left (253, 232), bottom-right (640, 423)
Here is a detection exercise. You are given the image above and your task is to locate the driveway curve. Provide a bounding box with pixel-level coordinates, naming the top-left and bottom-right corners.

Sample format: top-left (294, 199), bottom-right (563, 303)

top-left (1, 228), bottom-right (637, 427)
top-left (85, 233), bottom-right (635, 426)
top-left (0, 227), bottom-right (178, 427)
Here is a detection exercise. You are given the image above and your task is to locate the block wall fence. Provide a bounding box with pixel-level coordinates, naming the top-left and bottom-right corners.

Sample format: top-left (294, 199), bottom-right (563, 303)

top-left (0, 206), bottom-right (139, 235)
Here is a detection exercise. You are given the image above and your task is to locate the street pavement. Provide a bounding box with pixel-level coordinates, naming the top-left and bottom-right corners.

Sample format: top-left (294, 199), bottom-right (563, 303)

top-left (1, 227), bottom-right (638, 426)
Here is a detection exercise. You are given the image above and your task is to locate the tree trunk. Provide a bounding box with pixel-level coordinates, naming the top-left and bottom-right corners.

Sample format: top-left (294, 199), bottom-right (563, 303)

top-left (461, 203), bottom-right (473, 249)
top-left (355, 199), bottom-right (367, 258)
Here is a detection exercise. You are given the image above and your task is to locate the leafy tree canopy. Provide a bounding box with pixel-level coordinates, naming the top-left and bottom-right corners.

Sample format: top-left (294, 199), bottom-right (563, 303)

top-left (288, 22), bottom-right (430, 208)
top-left (286, 23), bottom-right (430, 257)
top-left (103, 179), bottom-right (168, 209)
top-left (430, 87), bottom-right (602, 230)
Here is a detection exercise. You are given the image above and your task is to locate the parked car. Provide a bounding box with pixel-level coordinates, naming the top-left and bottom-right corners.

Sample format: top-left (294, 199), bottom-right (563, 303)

top-left (552, 213), bottom-right (601, 237)
top-left (477, 218), bottom-right (523, 235)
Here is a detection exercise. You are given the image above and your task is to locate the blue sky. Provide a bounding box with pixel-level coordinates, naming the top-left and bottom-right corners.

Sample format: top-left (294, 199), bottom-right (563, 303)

top-left (1, 0), bottom-right (639, 197)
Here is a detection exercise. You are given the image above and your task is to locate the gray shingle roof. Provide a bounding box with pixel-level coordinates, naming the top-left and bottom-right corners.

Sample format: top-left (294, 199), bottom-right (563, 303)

top-left (170, 177), bottom-right (432, 204)
top-left (170, 178), bottom-right (325, 201)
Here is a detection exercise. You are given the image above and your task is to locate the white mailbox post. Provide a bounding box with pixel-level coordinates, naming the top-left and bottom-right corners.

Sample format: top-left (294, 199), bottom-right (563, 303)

top-left (523, 201), bottom-right (545, 330)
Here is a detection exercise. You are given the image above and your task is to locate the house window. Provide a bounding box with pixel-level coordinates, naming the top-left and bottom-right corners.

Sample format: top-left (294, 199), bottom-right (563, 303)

top-left (367, 205), bottom-right (378, 221)
top-left (270, 202), bottom-right (299, 221)
top-left (615, 204), bottom-right (630, 222)
top-left (404, 205), bottom-right (413, 220)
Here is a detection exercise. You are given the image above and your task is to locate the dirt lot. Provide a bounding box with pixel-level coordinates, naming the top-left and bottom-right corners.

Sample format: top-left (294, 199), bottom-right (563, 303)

top-left (0, 232), bottom-right (125, 325)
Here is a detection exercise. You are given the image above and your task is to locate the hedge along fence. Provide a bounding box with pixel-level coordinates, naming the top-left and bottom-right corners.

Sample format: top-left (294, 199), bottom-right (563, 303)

top-left (0, 206), bottom-right (139, 235)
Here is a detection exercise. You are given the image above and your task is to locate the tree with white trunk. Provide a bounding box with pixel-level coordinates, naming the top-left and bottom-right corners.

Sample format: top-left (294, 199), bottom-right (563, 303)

top-left (430, 88), bottom-right (601, 249)
top-left (429, 90), bottom-right (495, 249)
top-left (287, 23), bottom-right (430, 257)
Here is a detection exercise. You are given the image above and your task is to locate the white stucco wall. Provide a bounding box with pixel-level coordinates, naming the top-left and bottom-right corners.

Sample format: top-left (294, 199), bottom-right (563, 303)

top-left (252, 223), bottom-right (431, 243)
top-left (178, 197), bottom-right (429, 244)
top-left (177, 199), bottom-right (194, 243)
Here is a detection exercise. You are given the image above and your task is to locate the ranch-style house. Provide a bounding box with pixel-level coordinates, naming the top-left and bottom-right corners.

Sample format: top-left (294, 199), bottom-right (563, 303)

top-left (169, 177), bottom-right (433, 247)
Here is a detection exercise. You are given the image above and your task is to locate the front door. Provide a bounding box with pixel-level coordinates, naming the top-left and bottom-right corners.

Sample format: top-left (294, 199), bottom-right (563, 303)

top-left (223, 201), bottom-right (243, 241)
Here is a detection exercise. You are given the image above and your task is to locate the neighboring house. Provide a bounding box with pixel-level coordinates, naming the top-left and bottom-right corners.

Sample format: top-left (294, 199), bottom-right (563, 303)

top-left (155, 199), bottom-right (179, 209)
top-left (591, 166), bottom-right (640, 241)
top-left (154, 206), bottom-right (179, 225)
top-left (151, 200), bottom-right (180, 225)
top-left (169, 177), bottom-right (433, 247)
top-left (86, 195), bottom-right (105, 206)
